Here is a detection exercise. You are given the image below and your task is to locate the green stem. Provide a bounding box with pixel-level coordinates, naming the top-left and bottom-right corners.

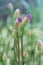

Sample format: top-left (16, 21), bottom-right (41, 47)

top-left (33, 54), bottom-right (35, 65)
top-left (14, 38), bottom-right (17, 65)
top-left (0, 54), bottom-right (3, 65)
top-left (21, 26), bottom-right (24, 65)
top-left (21, 36), bottom-right (24, 65)
top-left (38, 53), bottom-right (41, 65)
top-left (17, 32), bottom-right (20, 65)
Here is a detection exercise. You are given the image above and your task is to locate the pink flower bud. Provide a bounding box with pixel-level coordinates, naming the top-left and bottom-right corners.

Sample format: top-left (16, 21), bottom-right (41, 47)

top-left (37, 40), bottom-right (43, 50)
top-left (22, 13), bottom-right (32, 26)
top-left (15, 17), bottom-right (22, 29)
top-left (14, 8), bottom-right (20, 19)
top-left (26, 13), bottom-right (32, 20)
top-left (8, 3), bottom-right (13, 10)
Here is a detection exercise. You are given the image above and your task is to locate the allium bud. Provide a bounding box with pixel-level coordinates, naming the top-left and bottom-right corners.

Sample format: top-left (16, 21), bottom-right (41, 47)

top-left (22, 13), bottom-right (32, 26)
top-left (2, 52), bottom-right (7, 61)
top-left (15, 17), bottom-right (22, 28)
top-left (17, 17), bottom-right (22, 23)
top-left (8, 3), bottom-right (13, 10)
top-left (23, 51), bottom-right (28, 58)
top-left (14, 8), bottom-right (20, 19)
top-left (37, 40), bottom-right (43, 50)
top-left (26, 13), bottom-right (32, 20)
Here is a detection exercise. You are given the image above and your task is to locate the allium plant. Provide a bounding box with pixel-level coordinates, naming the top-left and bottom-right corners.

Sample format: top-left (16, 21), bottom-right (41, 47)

top-left (12, 8), bottom-right (32, 65)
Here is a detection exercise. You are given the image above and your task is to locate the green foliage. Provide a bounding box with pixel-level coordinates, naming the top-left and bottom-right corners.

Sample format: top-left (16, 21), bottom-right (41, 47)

top-left (0, 0), bottom-right (43, 65)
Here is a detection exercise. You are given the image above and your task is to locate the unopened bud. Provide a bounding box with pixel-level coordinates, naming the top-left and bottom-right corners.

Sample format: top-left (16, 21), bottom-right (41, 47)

top-left (15, 17), bottom-right (22, 28)
top-left (23, 51), bottom-right (28, 58)
top-left (17, 17), bottom-right (22, 23)
top-left (8, 3), bottom-right (13, 10)
top-left (37, 40), bottom-right (43, 50)
top-left (14, 8), bottom-right (20, 19)
top-left (22, 13), bottom-right (32, 26)
top-left (2, 52), bottom-right (7, 61)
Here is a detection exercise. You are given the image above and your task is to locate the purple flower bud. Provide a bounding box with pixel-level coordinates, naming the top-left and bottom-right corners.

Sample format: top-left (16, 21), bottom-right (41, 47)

top-left (8, 3), bottom-right (13, 9)
top-left (17, 17), bottom-right (22, 23)
top-left (26, 13), bottom-right (32, 20)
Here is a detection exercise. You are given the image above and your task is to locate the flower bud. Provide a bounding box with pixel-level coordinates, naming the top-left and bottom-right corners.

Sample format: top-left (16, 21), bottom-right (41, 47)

top-left (15, 17), bottom-right (22, 28)
top-left (26, 13), bottom-right (32, 20)
top-left (37, 40), bottom-right (43, 51)
top-left (8, 3), bottom-right (13, 10)
top-left (14, 8), bottom-right (20, 19)
top-left (2, 52), bottom-right (7, 61)
top-left (22, 13), bottom-right (32, 26)
top-left (17, 17), bottom-right (22, 23)
top-left (23, 51), bottom-right (28, 58)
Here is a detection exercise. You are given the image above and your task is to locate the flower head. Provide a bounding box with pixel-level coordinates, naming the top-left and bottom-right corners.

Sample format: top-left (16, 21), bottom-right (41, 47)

top-left (14, 8), bottom-right (20, 19)
top-left (23, 51), bottom-right (28, 58)
top-left (2, 52), bottom-right (7, 61)
top-left (37, 40), bottom-right (43, 50)
top-left (26, 13), bottom-right (32, 20)
top-left (17, 17), bottom-right (22, 23)
top-left (22, 13), bottom-right (32, 26)
top-left (8, 3), bottom-right (13, 10)
top-left (15, 17), bottom-right (22, 29)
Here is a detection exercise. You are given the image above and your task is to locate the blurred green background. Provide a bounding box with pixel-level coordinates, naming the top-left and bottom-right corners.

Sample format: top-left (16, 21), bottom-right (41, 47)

top-left (0, 0), bottom-right (43, 65)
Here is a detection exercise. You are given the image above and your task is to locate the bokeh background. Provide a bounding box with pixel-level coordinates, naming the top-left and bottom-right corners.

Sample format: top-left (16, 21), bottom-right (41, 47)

top-left (0, 0), bottom-right (43, 65)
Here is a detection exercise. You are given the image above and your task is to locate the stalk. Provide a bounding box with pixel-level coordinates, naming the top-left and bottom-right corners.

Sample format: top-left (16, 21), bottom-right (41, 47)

top-left (14, 38), bottom-right (17, 65)
top-left (0, 53), bottom-right (3, 65)
top-left (38, 52), bottom-right (41, 65)
top-left (21, 26), bottom-right (24, 65)
top-left (17, 32), bottom-right (20, 65)
top-left (33, 54), bottom-right (35, 65)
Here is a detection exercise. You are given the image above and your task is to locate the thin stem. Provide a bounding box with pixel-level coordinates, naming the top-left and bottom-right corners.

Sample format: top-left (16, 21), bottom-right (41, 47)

top-left (14, 38), bottom-right (17, 65)
top-left (33, 54), bottom-right (35, 65)
top-left (17, 32), bottom-right (20, 65)
top-left (0, 54), bottom-right (3, 65)
top-left (21, 26), bottom-right (24, 65)
top-left (38, 52), bottom-right (41, 65)
top-left (21, 36), bottom-right (24, 65)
